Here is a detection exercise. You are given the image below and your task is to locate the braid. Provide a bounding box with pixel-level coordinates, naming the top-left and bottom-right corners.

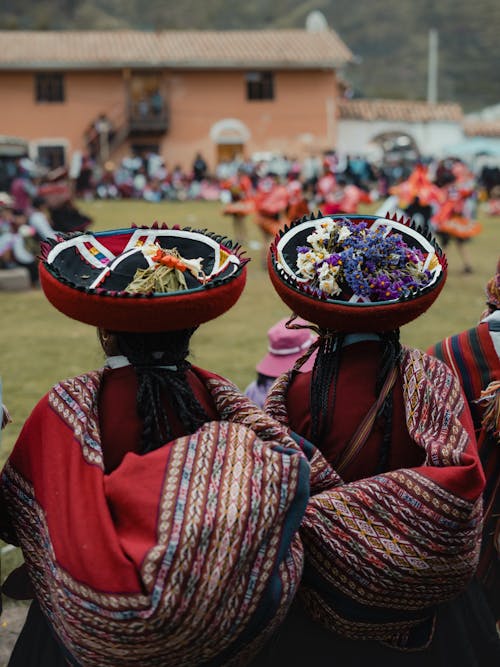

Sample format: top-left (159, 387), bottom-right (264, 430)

top-left (115, 328), bottom-right (210, 454)
top-left (309, 329), bottom-right (402, 471)
top-left (310, 331), bottom-right (344, 445)
top-left (375, 330), bottom-right (402, 473)
top-left (136, 371), bottom-right (165, 453)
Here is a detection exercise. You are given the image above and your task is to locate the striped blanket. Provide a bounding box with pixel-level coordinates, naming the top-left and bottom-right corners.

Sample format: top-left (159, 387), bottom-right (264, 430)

top-left (265, 346), bottom-right (485, 648)
top-left (0, 348), bottom-right (487, 660)
top-left (0, 371), bottom-right (309, 666)
top-left (428, 322), bottom-right (500, 622)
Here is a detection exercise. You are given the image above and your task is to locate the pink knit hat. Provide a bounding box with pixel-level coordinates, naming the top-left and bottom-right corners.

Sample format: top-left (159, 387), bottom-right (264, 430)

top-left (256, 317), bottom-right (317, 377)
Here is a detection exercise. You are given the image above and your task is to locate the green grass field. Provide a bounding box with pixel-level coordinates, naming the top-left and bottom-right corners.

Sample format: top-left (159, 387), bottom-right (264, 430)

top-left (1, 199), bottom-right (498, 466)
top-left (0, 197), bottom-right (498, 586)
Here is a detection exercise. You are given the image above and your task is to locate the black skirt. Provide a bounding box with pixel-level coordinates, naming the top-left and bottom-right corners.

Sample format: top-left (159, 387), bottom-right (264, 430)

top-left (8, 600), bottom-right (75, 667)
top-left (9, 581), bottom-right (500, 666)
top-left (251, 579), bottom-right (500, 667)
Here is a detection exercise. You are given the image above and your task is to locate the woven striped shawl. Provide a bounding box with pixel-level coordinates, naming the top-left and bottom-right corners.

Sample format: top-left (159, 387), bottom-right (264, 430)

top-left (428, 323), bottom-right (500, 619)
top-left (264, 346), bottom-right (485, 649)
top-left (0, 371), bottom-right (309, 666)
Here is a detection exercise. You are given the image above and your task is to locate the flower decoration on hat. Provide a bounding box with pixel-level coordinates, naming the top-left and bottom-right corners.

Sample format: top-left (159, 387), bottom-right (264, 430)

top-left (295, 217), bottom-right (440, 302)
top-left (39, 224), bottom-right (248, 332)
top-left (125, 243), bottom-right (206, 294)
top-left (268, 213), bottom-right (447, 332)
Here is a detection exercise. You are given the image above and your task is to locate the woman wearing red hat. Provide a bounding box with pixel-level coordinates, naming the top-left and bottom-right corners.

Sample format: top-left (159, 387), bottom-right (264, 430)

top-left (0, 225), bottom-right (310, 666)
top-left (259, 213), bottom-right (497, 665)
top-left (427, 257), bottom-right (500, 644)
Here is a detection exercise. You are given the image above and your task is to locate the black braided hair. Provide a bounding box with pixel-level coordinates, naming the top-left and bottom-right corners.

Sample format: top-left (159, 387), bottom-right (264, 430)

top-left (310, 331), bottom-right (345, 445)
top-left (309, 329), bottom-right (402, 470)
top-left (114, 328), bottom-right (210, 454)
top-left (374, 329), bottom-right (402, 473)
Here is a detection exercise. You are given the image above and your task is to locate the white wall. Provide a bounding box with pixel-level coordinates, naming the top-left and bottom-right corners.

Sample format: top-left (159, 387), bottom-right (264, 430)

top-left (337, 119), bottom-right (464, 160)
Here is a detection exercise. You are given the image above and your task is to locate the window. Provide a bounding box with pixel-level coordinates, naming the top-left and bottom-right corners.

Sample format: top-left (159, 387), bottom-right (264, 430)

top-left (246, 71), bottom-right (274, 101)
top-left (37, 145), bottom-right (66, 169)
top-left (35, 73), bottom-right (65, 103)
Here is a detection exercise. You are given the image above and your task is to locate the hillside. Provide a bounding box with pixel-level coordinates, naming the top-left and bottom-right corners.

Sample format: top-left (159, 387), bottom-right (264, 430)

top-left (1, 0), bottom-right (499, 112)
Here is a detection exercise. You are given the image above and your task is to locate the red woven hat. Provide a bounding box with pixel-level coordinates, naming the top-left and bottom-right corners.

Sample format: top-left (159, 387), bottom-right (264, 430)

top-left (39, 224), bottom-right (249, 332)
top-left (267, 213), bottom-right (447, 332)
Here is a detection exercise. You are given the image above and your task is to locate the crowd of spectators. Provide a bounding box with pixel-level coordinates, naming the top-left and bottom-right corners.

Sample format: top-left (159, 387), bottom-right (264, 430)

top-left (0, 162), bottom-right (91, 287)
top-left (1, 147), bottom-right (497, 290)
top-left (76, 149), bottom-right (398, 205)
top-left (77, 148), bottom-right (500, 209)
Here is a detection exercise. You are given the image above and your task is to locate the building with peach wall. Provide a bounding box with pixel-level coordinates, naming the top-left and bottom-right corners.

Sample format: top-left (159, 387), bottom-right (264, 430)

top-left (0, 28), bottom-right (353, 172)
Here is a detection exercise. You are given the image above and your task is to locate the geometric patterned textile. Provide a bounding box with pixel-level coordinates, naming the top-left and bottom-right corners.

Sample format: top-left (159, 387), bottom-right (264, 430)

top-left (0, 370), bottom-right (309, 666)
top-left (428, 322), bottom-right (500, 627)
top-left (264, 346), bottom-right (485, 649)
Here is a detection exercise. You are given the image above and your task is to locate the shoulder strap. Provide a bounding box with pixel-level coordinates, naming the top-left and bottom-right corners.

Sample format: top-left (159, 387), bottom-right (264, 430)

top-left (336, 364), bottom-right (398, 474)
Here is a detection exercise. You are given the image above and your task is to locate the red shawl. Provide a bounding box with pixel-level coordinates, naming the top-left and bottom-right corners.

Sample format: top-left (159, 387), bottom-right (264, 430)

top-left (0, 370), bottom-right (309, 666)
top-left (264, 346), bottom-right (485, 648)
top-left (427, 322), bottom-right (500, 621)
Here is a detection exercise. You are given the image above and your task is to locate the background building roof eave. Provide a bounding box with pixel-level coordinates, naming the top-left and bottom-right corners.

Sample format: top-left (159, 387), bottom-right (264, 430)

top-left (0, 60), bottom-right (348, 71)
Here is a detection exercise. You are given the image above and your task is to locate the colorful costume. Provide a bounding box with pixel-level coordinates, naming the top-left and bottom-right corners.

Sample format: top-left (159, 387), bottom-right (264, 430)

top-left (0, 225), bottom-right (310, 666)
top-left (221, 172), bottom-right (255, 244)
top-left (259, 212), bottom-right (493, 664)
top-left (253, 181), bottom-right (289, 237)
top-left (431, 187), bottom-right (482, 240)
top-left (427, 312), bottom-right (500, 636)
top-left (221, 172), bottom-right (254, 218)
top-left (322, 184), bottom-right (371, 216)
top-left (431, 161), bottom-right (481, 241)
top-left (263, 344), bottom-right (483, 648)
top-left (389, 164), bottom-right (443, 209)
top-left (1, 368), bottom-right (308, 666)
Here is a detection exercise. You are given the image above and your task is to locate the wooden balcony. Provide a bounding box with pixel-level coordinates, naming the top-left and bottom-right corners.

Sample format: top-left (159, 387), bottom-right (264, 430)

top-left (128, 105), bottom-right (169, 135)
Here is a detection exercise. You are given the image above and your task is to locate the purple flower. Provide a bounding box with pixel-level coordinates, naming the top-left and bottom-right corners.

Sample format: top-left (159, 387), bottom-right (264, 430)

top-left (295, 219), bottom-right (435, 302)
top-left (325, 253), bottom-right (342, 266)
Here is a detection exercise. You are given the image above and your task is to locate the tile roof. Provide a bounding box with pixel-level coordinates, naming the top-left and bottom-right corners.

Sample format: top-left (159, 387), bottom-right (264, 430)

top-left (463, 120), bottom-right (500, 137)
top-left (338, 99), bottom-right (463, 123)
top-left (0, 30), bottom-right (353, 69)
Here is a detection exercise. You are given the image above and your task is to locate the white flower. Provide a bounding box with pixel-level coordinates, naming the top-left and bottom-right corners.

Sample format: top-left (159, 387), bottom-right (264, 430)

top-left (316, 259), bottom-right (342, 295)
top-left (337, 225), bottom-right (352, 242)
top-left (319, 276), bottom-right (341, 296)
top-left (307, 228), bottom-right (330, 250)
top-left (318, 260), bottom-right (340, 280)
top-left (319, 219), bottom-right (335, 233)
top-left (183, 256), bottom-right (204, 279)
top-left (297, 251), bottom-right (317, 279)
top-left (141, 242), bottom-right (161, 257)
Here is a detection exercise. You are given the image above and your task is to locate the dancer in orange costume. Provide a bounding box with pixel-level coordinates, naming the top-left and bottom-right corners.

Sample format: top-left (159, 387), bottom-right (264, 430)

top-left (221, 168), bottom-right (255, 245)
top-left (254, 173), bottom-right (290, 267)
top-left (285, 177), bottom-right (309, 223)
top-left (432, 160), bottom-right (481, 274)
top-left (390, 163), bottom-right (443, 210)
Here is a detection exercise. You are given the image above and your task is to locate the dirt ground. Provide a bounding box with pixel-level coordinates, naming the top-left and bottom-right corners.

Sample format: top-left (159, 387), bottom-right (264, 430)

top-left (0, 599), bottom-right (28, 667)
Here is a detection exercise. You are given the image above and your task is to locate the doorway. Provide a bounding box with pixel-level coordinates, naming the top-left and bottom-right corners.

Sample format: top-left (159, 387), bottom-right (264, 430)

top-left (217, 143), bottom-right (244, 164)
